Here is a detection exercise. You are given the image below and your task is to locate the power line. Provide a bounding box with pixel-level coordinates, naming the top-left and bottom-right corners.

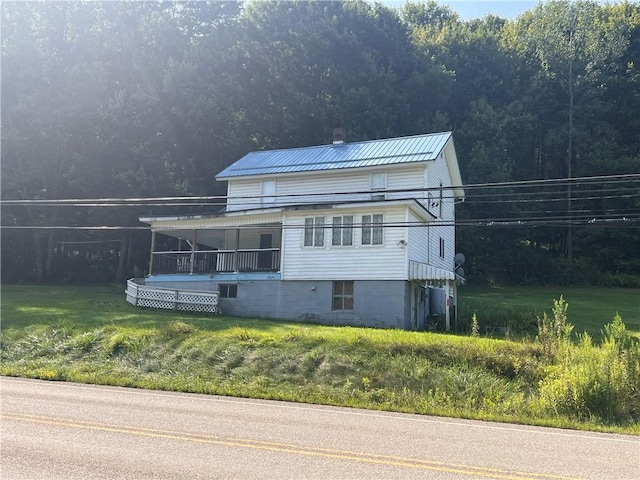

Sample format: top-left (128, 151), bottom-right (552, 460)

top-left (1, 173), bottom-right (638, 207)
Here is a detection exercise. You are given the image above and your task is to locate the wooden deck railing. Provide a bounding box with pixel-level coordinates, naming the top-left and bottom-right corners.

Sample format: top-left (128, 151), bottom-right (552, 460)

top-left (150, 249), bottom-right (280, 275)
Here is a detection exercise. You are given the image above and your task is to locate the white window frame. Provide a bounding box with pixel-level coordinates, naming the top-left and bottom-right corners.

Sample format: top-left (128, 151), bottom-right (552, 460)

top-left (361, 214), bottom-right (383, 246)
top-left (304, 217), bottom-right (325, 247)
top-left (332, 215), bottom-right (354, 246)
top-left (261, 180), bottom-right (276, 207)
top-left (370, 172), bottom-right (386, 200)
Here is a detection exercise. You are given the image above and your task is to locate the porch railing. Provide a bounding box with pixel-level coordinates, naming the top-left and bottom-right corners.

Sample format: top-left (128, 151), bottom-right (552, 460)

top-left (151, 249), bottom-right (280, 275)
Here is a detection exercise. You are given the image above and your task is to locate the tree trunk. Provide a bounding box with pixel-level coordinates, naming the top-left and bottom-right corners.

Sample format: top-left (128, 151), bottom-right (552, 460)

top-left (115, 235), bottom-right (129, 282)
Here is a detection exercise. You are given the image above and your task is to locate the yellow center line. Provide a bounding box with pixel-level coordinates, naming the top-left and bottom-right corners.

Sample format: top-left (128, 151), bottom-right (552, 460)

top-left (2, 413), bottom-right (584, 480)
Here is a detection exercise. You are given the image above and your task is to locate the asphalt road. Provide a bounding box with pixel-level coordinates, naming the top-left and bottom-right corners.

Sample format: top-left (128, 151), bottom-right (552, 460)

top-left (1, 377), bottom-right (638, 479)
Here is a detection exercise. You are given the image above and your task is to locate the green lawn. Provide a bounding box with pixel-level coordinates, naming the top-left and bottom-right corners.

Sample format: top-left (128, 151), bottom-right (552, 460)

top-left (458, 285), bottom-right (640, 340)
top-left (1, 284), bottom-right (639, 434)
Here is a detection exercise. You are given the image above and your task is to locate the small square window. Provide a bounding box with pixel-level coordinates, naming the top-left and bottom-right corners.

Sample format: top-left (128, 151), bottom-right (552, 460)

top-left (219, 284), bottom-right (237, 298)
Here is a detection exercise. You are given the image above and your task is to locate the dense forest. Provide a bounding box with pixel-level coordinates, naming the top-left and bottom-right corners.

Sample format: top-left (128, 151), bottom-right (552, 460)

top-left (2, 0), bottom-right (639, 286)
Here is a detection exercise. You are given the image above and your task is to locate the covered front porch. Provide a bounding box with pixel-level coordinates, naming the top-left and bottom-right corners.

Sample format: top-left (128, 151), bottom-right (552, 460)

top-left (142, 212), bottom-right (283, 275)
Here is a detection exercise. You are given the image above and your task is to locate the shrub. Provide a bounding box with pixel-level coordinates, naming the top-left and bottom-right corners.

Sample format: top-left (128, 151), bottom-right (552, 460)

top-left (537, 315), bottom-right (640, 422)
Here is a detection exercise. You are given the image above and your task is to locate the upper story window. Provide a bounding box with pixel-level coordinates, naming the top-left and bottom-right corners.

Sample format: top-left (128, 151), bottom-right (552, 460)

top-left (361, 214), bottom-right (383, 245)
top-left (261, 180), bottom-right (276, 207)
top-left (370, 172), bottom-right (386, 200)
top-left (332, 216), bottom-right (353, 246)
top-left (304, 217), bottom-right (325, 247)
top-left (439, 182), bottom-right (443, 218)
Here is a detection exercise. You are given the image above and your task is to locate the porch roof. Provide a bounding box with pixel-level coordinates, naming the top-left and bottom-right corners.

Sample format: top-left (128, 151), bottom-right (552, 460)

top-left (409, 261), bottom-right (457, 282)
top-left (139, 198), bottom-right (435, 228)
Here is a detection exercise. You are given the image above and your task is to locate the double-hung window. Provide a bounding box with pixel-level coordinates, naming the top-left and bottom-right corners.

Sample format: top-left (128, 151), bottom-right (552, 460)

top-left (370, 172), bottom-right (386, 200)
top-left (304, 217), bottom-right (325, 247)
top-left (361, 214), bottom-right (383, 245)
top-left (332, 216), bottom-right (353, 246)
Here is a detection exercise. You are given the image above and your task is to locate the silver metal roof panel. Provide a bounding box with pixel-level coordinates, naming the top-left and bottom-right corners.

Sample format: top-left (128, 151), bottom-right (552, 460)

top-left (216, 131), bottom-right (452, 179)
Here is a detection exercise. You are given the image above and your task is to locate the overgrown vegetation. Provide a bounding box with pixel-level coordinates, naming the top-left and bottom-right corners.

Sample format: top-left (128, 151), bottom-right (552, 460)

top-left (1, 286), bottom-right (638, 434)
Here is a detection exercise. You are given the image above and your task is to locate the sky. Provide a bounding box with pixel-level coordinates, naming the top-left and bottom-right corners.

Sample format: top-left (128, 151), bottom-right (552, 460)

top-left (440, 1), bottom-right (538, 20)
top-left (382, 1), bottom-right (539, 21)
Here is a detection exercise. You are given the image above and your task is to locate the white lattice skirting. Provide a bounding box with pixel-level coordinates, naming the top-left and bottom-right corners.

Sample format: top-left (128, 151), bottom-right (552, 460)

top-left (125, 279), bottom-right (220, 314)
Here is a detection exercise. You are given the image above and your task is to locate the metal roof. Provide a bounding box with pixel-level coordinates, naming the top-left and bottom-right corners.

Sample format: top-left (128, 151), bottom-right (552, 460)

top-left (216, 132), bottom-right (452, 179)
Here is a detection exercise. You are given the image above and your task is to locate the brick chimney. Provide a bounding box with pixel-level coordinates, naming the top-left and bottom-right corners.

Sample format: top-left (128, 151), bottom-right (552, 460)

top-left (333, 127), bottom-right (345, 145)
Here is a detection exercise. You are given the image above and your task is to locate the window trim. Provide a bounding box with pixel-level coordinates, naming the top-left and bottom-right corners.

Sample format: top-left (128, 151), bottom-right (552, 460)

top-left (370, 172), bottom-right (387, 200)
top-left (304, 216), bottom-right (325, 247)
top-left (361, 213), bottom-right (384, 246)
top-left (332, 280), bottom-right (354, 311)
top-left (332, 215), bottom-right (354, 246)
top-left (219, 284), bottom-right (238, 299)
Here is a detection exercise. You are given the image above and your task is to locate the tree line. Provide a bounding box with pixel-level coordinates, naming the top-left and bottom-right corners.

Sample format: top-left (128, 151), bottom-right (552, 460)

top-left (2, 0), bottom-right (639, 285)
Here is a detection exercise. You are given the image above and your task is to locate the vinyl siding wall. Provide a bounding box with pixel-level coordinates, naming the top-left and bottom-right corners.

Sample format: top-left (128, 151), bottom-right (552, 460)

top-left (407, 209), bottom-right (430, 265)
top-left (225, 164), bottom-right (429, 211)
top-left (281, 204), bottom-right (409, 280)
top-left (424, 146), bottom-right (456, 271)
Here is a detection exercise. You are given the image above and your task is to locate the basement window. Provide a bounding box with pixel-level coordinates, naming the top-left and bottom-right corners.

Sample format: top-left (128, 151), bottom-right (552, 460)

top-left (219, 284), bottom-right (237, 298)
top-left (332, 280), bottom-right (354, 311)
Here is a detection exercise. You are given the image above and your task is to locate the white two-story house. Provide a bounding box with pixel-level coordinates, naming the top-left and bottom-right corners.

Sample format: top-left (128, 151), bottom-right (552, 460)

top-left (132, 131), bottom-right (465, 330)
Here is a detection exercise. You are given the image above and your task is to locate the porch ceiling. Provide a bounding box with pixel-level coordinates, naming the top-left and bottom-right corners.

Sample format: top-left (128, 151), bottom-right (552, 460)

top-left (155, 228), bottom-right (226, 247)
top-left (153, 222), bottom-right (282, 248)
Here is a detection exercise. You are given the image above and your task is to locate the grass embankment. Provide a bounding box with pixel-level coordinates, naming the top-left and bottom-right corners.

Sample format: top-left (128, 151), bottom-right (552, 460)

top-left (1, 285), bottom-right (639, 434)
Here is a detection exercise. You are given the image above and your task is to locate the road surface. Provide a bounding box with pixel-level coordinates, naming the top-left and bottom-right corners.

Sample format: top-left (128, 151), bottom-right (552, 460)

top-left (1, 377), bottom-right (638, 479)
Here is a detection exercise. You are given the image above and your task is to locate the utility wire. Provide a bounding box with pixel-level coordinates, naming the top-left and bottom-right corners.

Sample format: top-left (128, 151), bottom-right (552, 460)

top-left (2, 173), bottom-right (638, 207)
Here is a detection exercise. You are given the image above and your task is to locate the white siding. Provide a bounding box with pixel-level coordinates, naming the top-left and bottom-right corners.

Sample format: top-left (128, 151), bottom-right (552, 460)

top-left (226, 180), bottom-right (262, 211)
top-left (225, 165), bottom-right (427, 210)
top-left (281, 204), bottom-right (408, 280)
top-left (407, 209), bottom-right (429, 265)
top-left (424, 148), bottom-right (456, 271)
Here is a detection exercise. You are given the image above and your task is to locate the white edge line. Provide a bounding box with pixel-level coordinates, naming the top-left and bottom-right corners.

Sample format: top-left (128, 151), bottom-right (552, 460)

top-left (3, 377), bottom-right (639, 445)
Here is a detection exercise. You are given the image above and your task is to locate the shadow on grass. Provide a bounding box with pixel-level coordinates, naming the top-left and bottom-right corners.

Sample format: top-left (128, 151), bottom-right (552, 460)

top-left (0, 284), bottom-right (318, 335)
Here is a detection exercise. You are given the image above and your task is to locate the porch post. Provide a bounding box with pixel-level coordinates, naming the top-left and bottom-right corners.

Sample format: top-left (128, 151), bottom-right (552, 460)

top-left (234, 228), bottom-right (240, 272)
top-left (148, 230), bottom-right (156, 275)
top-left (453, 281), bottom-right (458, 330)
top-left (189, 229), bottom-right (197, 274)
top-left (445, 279), bottom-right (451, 331)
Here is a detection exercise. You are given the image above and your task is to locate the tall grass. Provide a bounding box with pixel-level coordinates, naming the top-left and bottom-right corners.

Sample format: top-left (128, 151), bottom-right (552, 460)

top-left (1, 285), bottom-right (638, 433)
